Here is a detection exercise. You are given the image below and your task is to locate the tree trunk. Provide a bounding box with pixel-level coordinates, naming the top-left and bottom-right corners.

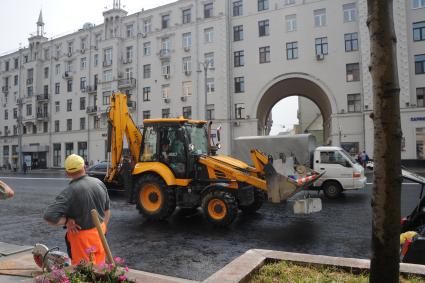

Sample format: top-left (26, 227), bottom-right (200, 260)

top-left (367, 0), bottom-right (402, 282)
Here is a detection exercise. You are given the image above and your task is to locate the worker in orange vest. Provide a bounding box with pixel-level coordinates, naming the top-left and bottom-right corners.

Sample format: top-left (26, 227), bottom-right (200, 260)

top-left (44, 154), bottom-right (111, 265)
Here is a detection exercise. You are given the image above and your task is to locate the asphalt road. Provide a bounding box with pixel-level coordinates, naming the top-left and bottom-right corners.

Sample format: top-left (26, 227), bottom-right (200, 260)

top-left (0, 174), bottom-right (423, 281)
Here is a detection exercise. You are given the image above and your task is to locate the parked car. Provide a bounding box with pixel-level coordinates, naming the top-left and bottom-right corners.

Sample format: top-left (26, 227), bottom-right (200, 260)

top-left (86, 162), bottom-right (123, 191)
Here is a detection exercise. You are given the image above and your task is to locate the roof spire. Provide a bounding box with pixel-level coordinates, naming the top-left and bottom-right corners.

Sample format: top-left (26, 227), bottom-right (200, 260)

top-left (36, 10), bottom-right (44, 36)
top-left (113, 0), bottom-right (121, 9)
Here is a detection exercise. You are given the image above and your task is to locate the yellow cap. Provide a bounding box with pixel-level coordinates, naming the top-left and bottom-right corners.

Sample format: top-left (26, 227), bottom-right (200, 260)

top-left (64, 154), bottom-right (85, 173)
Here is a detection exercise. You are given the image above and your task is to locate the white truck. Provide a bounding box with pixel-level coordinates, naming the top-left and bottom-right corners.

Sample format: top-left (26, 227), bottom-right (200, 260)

top-left (233, 134), bottom-right (367, 199)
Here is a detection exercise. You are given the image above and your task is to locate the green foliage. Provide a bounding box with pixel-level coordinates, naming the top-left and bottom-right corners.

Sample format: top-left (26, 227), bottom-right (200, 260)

top-left (249, 261), bottom-right (424, 283)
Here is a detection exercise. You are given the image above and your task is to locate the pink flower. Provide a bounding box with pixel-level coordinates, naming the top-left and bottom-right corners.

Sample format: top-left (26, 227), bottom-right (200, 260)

top-left (98, 263), bottom-right (106, 270)
top-left (114, 256), bottom-right (125, 265)
top-left (85, 246), bottom-right (96, 255)
top-left (118, 274), bottom-right (128, 282)
top-left (125, 266), bottom-right (129, 272)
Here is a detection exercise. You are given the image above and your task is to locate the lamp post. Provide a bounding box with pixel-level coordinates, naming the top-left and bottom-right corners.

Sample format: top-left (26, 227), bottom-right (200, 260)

top-left (198, 60), bottom-right (214, 120)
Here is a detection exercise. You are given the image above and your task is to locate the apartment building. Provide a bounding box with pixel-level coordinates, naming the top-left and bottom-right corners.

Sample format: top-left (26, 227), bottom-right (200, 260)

top-left (0, 0), bottom-right (424, 169)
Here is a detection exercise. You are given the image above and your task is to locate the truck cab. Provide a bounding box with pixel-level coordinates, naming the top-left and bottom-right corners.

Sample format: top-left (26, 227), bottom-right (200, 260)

top-left (313, 146), bottom-right (366, 198)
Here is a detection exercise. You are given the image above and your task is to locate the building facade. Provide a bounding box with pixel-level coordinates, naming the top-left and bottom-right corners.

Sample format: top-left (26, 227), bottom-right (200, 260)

top-left (0, 0), bottom-right (424, 169)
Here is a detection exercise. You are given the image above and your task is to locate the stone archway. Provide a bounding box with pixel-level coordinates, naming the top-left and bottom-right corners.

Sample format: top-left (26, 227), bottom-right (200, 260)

top-left (255, 75), bottom-right (336, 144)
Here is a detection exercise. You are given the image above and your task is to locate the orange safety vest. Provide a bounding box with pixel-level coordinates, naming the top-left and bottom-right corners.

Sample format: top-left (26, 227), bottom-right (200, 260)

top-left (66, 222), bottom-right (107, 266)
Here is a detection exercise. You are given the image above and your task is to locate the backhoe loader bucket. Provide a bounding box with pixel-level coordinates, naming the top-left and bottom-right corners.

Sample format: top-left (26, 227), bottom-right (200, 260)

top-left (264, 162), bottom-right (324, 203)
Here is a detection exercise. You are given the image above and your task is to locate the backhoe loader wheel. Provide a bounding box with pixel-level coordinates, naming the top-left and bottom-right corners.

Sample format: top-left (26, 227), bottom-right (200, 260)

top-left (239, 189), bottom-right (265, 214)
top-left (136, 174), bottom-right (176, 220)
top-left (202, 191), bottom-right (238, 226)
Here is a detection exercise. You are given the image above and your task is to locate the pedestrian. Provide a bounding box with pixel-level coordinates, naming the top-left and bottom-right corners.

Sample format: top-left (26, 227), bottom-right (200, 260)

top-left (23, 162), bottom-right (27, 174)
top-left (43, 154), bottom-right (111, 265)
top-left (0, 180), bottom-right (14, 199)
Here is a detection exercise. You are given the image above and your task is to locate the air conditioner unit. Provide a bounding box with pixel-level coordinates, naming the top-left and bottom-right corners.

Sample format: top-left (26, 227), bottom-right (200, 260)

top-left (163, 74), bottom-right (170, 79)
top-left (53, 56), bottom-right (58, 61)
top-left (184, 71), bottom-right (191, 76)
top-left (340, 109), bottom-right (345, 114)
top-left (164, 98), bottom-right (171, 103)
top-left (94, 45), bottom-right (98, 50)
top-left (364, 105), bottom-right (368, 109)
top-left (180, 96), bottom-right (187, 102)
top-left (405, 102), bottom-right (410, 107)
top-left (141, 33), bottom-right (147, 38)
top-left (184, 47), bottom-right (190, 52)
top-left (316, 53), bottom-right (324, 60)
top-left (233, 121), bottom-right (240, 126)
top-left (80, 49), bottom-right (85, 54)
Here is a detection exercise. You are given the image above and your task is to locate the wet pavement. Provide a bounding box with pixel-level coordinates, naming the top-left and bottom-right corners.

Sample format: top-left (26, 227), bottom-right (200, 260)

top-left (0, 174), bottom-right (423, 281)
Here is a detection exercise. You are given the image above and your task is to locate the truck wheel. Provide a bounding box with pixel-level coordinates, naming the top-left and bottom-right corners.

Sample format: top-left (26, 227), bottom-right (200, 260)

top-left (239, 189), bottom-right (265, 214)
top-left (323, 181), bottom-right (343, 199)
top-left (202, 191), bottom-right (238, 226)
top-left (136, 174), bottom-right (176, 220)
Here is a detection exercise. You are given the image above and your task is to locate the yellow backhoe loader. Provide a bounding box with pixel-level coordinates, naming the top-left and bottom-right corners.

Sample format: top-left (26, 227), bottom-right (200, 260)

top-left (105, 93), bottom-right (323, 226)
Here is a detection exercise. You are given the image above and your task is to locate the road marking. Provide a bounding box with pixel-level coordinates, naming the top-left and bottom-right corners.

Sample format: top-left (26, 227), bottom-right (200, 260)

top-left (0, 177), bottom-right (69, 181)
top-left (366, 182), bottom-right (420, 185)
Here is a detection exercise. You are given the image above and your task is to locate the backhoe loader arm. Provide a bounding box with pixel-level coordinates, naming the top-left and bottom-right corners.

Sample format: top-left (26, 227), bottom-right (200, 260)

top-left (105, 93), bottom-right (142, 183)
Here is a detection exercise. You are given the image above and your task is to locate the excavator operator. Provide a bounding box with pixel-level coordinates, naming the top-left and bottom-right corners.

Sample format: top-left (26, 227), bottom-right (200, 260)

top-left (169, 128), bottom-right (186, 175)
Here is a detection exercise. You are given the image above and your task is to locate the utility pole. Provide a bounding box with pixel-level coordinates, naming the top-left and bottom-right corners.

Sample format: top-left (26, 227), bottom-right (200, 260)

top-left (198, 60), bottom-right (214, 120)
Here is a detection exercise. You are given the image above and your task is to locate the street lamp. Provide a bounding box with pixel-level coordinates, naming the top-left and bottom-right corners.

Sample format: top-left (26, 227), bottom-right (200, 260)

top-left (198, 60), bottom-right (214, 120)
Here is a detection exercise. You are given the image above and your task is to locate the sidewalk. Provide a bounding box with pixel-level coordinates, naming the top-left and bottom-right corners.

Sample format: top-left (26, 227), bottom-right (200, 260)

top-left (0, 168), bottom-right (65, 177)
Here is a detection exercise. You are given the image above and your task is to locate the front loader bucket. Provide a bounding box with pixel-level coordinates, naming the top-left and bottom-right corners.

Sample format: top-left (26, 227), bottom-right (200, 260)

top-left (264, 162), bottom-right (324, 203)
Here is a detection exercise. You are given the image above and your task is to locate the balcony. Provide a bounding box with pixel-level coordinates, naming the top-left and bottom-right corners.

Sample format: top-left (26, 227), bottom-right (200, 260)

top-left (36, 94), bottom-right (49, 102)
top-left (1, 86), bottom-right (9, 94)
top-left (127, 101), bottom-right (136, 110)
top-left (86, 85), bottom-right (98, 94)
top-left (118, 78), bottom-right (136, 89)
top-left (26, 78), bottom-right (33, 85)
top-left (86, 105), bottom-right (98, 114)
top-left (36, 112), bottom-right (49, 121)
top-left (63, 72), bottom-right (72, 79)
top-left (103, 61), bottom-right (112, 67)
top-left (158, 49), bottom-right (171, 59)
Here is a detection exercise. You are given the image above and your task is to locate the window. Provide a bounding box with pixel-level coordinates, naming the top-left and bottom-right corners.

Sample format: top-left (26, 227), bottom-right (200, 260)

top-left (78, 142), bottom-right (87, 161)
top-left (67, 41), bottom-right (73, 54)
top-left (13, 108), bottom-right (17, 119)
top-left (233, 25), bottom-right (243, 41)
top-left (412, 0), bottom-right (425, 9)
top-left (183, 106), bottom-right (192, 119)
top-left (162, 14), bottom-right (170, 29)
top-left (44, 85), bottom-right (48, 95)
top-left (53, 143), bottom-right (61, 166)
top-left (314, 8), bottom-right (326, 27)
top-left (204, 28), bottom-right (214, 43)
top-left (415, 54), bottom-right (425, 74)
top-left (80, 38), bottom-right (87, 50)
top-left (125, 46), bottom-right (133, 62)
top-left (44, 67), bottom-right (49, 79)
top-left (67, 99), bottom-right (72, 111)
top-left (14, 75), bottom-right (18, 86)
top-left (259, 46), bottom-right (270, 63)
top-left (65, 61), bottom-right (72, 73)
top-left (207, 78), bottom-right (215, 93)
top-left (346, 63), bottom-right (360, 81)
top-left (347, 93), bottom-right (361, 112)
top-left (204, 3), bottom-right (213, 18)
top-left (286, 15), bottom-right (297, 32)
top-left (55, 64), bottom-right (60, 75)
top-left (143, 18), bottom-right (151, 33)
top-left (161, 61), bottom-right (171, 76)
top-left (27, 86), bottom-right (33, 97)
top-left (80, 77), bottom-right (86, 90)
top-left (162, 108), bottom-right (170, 118)
top-left (143, 42), bottom-right (151, 56)
top-left (125, 67), bottom-right (133, 80)
top-left (65, 142), bottom-right (73, 157)
top-left (55, 83), bottom-right (60, 94)
top-left (14, 58), bottom-right (19, 69)
top-left (345, 33), bottom-right (358, 51)
top-left (286, 42), bottom-right (298, 59)
top-left (4, 110), bottom-right (8, 120)
top-left (413, 22), bottom-right (425, 41)
top-left (285, 0), bottom-right (295, 5)
top-left (104, 48), bottom-right (112, 65)
top-left (234, 77), bottom-right (245, 93)
top-left (320, 151), bottom-right (348, 165)
top-left (66, 119), bottom-right (72, 131)
top-left (141, 126), bottom-right (157, 161)
top-left (161, 38), bottom-right (171, 54)
top-left (67, 79), bottom-right (73, 92)
top-left (143, 111), bottom-right (151, 120)
top-left (80, 117), bottom-right (86, 130)
top-left (183, 81), bottom-right (192, 96)
top-left (80, 97), bottom-right (86, 110)
top-left (417, 88), bottom-right (425, 107)
top-left (182, 9), bottom-right (191, 24)
top-left (206, 104), bottom-right (215, 120)
top-left (93, 116), bottom-right (100, 129)
top-left (258, 0), bottom-right (269, 11)
top-left (343, 3), bottom-right (356, 22)
top-left (258, 20), bottom-right (270, 36)
top-left (126, 24), bottom-right (134, 38)
top-left (55, 101), bottom-right (60, 112)
top-left (315, 37), bottom-right (328, 55)
top-left (183, 57), bottom-right (192, 73)
top-left (162, 85), bottom-right (170, 99)
top-left (235, 103), bottom-right (245, 119)
top-left (103, 91), bottom-right (111, 105)
top-left (234, 51), bottom-right (244, 67)
top-left (182, 33), bottom-right (192, 49)
top-left (80, 57), bottom-right (87, 70)
top-left (43, 122), bottom-right (48, 133)
top-left (205, 52), bottom-right (214, 68)
top-left (233, 0), bottom-right (243, 16)
top-left (55, 120), bottom-right (60, 133)
top-left (94, 54), bottom-right (99, 67)
top-left (5, 61), bottom-right (9, 71)
top-left (143, 64), bottom-right (151, 79)
top-left (103, 70), bottom-right (112, 82)
top-left (143, 87), bottom-right (151, 101)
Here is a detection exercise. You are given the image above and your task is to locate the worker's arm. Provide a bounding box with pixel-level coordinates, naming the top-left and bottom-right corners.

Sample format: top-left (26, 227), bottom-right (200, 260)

top-left (104, 209), bottom-right (111, 226)
top-left (43, 188), bottom-right (73, 226)
top-left (0, 180), bottom-right (14, 199)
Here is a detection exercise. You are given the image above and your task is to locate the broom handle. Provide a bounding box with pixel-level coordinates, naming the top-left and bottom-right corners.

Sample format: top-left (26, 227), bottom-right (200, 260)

top-left (91, 209), bottom-right (114, 265)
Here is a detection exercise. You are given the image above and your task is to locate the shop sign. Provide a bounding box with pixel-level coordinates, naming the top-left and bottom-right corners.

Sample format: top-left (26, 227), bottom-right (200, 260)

top-left (411, 116), bottom-right (425, 121)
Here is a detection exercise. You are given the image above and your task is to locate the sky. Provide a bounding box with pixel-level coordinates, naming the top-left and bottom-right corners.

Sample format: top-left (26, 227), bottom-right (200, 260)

top-left (0, 0), bottom-right (299, 133)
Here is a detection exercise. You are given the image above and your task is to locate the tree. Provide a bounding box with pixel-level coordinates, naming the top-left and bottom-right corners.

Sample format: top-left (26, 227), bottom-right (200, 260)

top-left (367, 0), bottom-right (402, 282)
